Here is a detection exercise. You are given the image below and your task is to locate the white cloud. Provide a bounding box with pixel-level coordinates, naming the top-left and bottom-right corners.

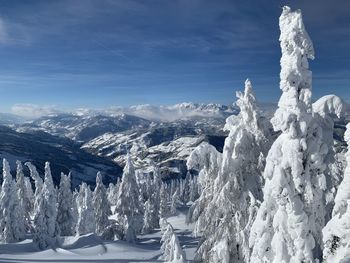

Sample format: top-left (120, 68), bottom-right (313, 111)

top-left (11, 104), bottom-right (60, 118)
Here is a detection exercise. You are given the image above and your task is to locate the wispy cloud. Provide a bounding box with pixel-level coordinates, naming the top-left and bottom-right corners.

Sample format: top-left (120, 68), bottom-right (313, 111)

top-left (11, 104), bottom-right (60, 118)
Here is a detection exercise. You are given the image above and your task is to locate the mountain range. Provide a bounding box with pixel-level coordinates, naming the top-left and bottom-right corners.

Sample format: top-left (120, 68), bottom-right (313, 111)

top-left (0, 98), bottom-right (348, 186)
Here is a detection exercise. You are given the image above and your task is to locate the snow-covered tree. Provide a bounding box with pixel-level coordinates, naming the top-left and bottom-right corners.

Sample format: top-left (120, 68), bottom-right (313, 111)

top-left (115, 155), bottom-right (142, 242)
top-left (249, 6), bottom-right (328, 262)
top-left (57, 173), bottom-right (75, 236)
top-left (76, 182), bottom-right (95, 235)
top-left (0, 159), bottom-right (25, 243)
top-left (150, 164), bottom-right (162, 228)
top-left (194, 79), bottom-right (270, 262)
top-left (25, 162), bottom-right (43, 214)
top-left (93, 172), bottom-right (111, 235)
top-left (170, 188), bottom-right (181, 216)
top-left (323, 123), bottom-right (350, 262)
top-left (141, 200), bottom-right (153, 234)
top-left (160, 183), bottom-right (169, 218)
top-left (189, 175), bottom-right (199, 202)
top-left (107, 182), bottom-right (119, 206)
top-left (161, 220), bottom-right (186, 263)
top-left (16, 161), bottom-right (32, 231)
top-left (186, 142), bottom-right (222, 236)
top-left (24, 176), bottom-right (34, 213)
top-left (181, 172), bottom-right (191, 204)
top-left (312, 95), bottom-right (346, 222)
top-left (33, 162), bottom-right (58, 249)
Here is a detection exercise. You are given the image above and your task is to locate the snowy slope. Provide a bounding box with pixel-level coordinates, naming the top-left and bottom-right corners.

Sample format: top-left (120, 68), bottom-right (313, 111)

top-left (18, 113), bottom-right (151, 142)
top-left (0, 206), bottom-right (198, 263)
top-left (82, 120), bottom-right (226, 179)
top-left (0, 125), bottom-right (122, 187)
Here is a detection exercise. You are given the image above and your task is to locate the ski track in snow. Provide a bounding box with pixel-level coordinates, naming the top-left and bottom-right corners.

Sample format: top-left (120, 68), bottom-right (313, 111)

top-left (0, 207), bottom-right (198, 263)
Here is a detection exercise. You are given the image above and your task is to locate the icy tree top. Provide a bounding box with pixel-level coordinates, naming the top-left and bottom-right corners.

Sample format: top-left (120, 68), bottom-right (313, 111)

top-left (272, 6), bottom-right (314, 136)
top-left (235, 79), bottom-right (258, 127)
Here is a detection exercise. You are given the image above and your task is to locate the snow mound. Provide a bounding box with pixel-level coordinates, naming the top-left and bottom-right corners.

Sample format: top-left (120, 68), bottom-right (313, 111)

top-left (313, 95), bottom-right (345, 118)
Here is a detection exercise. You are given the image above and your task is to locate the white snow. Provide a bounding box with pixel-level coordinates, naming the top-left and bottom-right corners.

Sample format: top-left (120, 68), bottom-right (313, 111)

top-left (0, 206), bottom-right (198, 263)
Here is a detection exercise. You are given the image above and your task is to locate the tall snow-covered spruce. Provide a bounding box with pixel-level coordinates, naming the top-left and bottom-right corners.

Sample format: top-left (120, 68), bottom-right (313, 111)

top-left (76, 182), bottom-right (95, 235)
top-left (194, 79), bottom-right (270, 263)
top-left (322, 123), bottom-right (350, 262)
top-left (33, 162), bottom-right (58, 249)
top-left (0, 159), bottom-right (25, 243)
top-left (57, 173), bottom-right (75, 236)
top-left (249, 6), bottom-right (328, 262)
top-left (93, 172), bottom-right (111, 235)
top-left (115, 155), bottom-right (142, 242)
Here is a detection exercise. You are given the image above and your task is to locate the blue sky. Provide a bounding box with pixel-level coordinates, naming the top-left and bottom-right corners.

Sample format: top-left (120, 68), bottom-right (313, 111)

top-left (0, 0), bottom-right (349, 115)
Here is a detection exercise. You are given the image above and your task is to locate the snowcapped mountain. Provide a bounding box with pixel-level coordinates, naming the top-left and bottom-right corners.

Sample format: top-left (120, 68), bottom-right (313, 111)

top-left (82, 120), bottom-right (226, 179)
top-left (103, 102), bottom-right (237, 122)
top-left (18, 113), bottom-right (151, 142)
top-left (0, 125), bottom-right (122, 187)
top-left (0, 100), bottom-right (348, 182)
top-left (10, 103), bottom-right (233, 180)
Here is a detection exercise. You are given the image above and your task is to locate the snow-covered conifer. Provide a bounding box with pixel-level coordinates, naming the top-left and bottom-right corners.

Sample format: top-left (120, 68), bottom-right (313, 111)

top-left (16, 161), bottom-right (32, 231)
top-left (170, 188), bottom-right (180, 216)
top-left (186, 142), bottom-right (221, 234)
top-left (160, 183), bottom-right (169, 218)
top-left (0, 159), bottom-right (25, 243)
top-left (76, 183), bottom-right (95, 235)
top-left (57, 173), bottom-right (75, 236)
top-left (195, 78), bottom-right (270, 262)
top-left (115, 155), bottom-right (142, 241)
top-left (181, 172), bottom-right (191, 204)
top-left (25, 162), bottom-right (43, 214)
top-left (189, 175), bottom-right (198, 202)
top-left (33, 162), bottom-right (58, 249)
top-left (93, 172), bottom-right (111, 235)
top-left (323, 123), bottom-right (350, 262)
top-left (141, 200), bottom-right (153, 234)
top-left (250, 6), bottom-right (328, 262)
top-left (107, 183), bottom-right (119, 206)
top-left (161, 221), bottom-right (186, 263)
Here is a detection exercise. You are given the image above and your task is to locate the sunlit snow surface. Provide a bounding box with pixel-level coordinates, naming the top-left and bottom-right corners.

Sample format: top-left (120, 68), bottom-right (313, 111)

top-left (0, 207), bottom-right (198, 263)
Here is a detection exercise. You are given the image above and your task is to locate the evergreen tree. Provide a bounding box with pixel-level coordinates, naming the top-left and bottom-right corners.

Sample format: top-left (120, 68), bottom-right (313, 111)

top-left (76, 183), bottom-right (95, 235)
top-left (323, 123), bottom-right (350, 262)
top-left (93, 172), bottom-right (111, 235)
top-left (115, 155), bottom-right (142, 242)
top-left (141, 200), bottom-right (153, 234)
top-left (170, 188), bottom-right (180, 216)
top-left (161, 220), bottom-right (186, 263)
top-left (0, 159), bottom-right (25, 243)
top-left (160, 183), bottom-right (169, 218)
top-left (250, 6), bottom-right (328, 262)
top-left (33, 162), bottom-right (58, 249)
top-left (181, 172), bottom-right (191, 204)
top-left (195, 79), bottom-right (270, 263)
top-left (25, 162), bottom-right (43, 214)
top-left (16, 161), bottom-right (32, 231)
top-left (57, 173), bottom-right (75, 236)
top-left (186, 143), bottom-right (222, 235)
